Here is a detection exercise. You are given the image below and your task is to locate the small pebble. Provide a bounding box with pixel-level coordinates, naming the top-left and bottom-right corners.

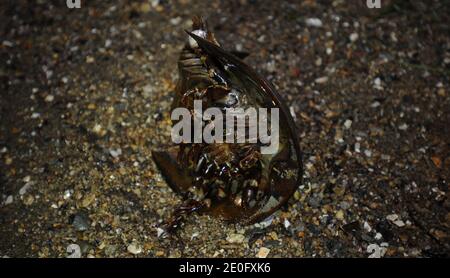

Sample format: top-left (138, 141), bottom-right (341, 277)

top-left (23, 195), bottom-right (34, 206)
top-left (2, 40), bottom-right (13, 47)
top-left (373, 77), bottom-right (383, 90)
top-left (367, 244), bottom-right (382, 258)
top-left (63, 189), bottom-right (72, 200)
top-left (4, 195), bottom-right (13, 205)
top-left (265, 61), bottom-right (276, 72)
top-left (226, 233), bottom-right (245, 244)
top-left (86, 56), bottom-right (95, 63)
top-left (315, 76), bottom-right (328, 84)
top-left (349, 33), bottom-right (359, 42)
top-left (390, 32), bottom-right (398, 43)
top-left (92, 124), bottom-right (106, 137)
top-left (72, 213), bottom-right (91, 231)
top-left (191, 232), bottom-right (199, 240)
top-left (305, 18), bottom-right (323, 27)
top-left (104, 245), bottom-right (117, 257)
top-left (315, 57), bottom-right (322, 66)
top-left (344, 119), bottom-right (352, 129)
top-left (139, 3), bottom-right (151, 13)
top-left (335, 210), bottom-right (344, 220)
top-left (109, 148), bottom-right (122, 158)
top-left (81, 193), bottom-right (96, 208)
top-left (67, 244), bottom-right (81, 258)
top-left (45, 95), bottom-right (54, 102)
top-left (257, 247), bottom-right (270, 258)
top-left (5, 156), bottom-right (13, 165)
top-left (386, 214), bottom-right (398, 222)
top-left (170, 17), bottom-right (182, 25)
top-left (19, 183), bottom-right (31, 195)
top-left (371, 101), bottom-right (381, 108)
top-left (31, 112), bottom-right (40, 119)
top-left (156, 227), bottom-right (165, 238)
top-left (127, 243), bottom-right (142, 255)
top-left (354, 142), bottom-right (361, 153)
top-left (283, 219), bottom-right (291, 230)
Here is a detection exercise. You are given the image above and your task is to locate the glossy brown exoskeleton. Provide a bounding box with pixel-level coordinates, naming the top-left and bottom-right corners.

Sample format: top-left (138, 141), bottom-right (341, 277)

top-left (152, 16), bottom-right (302, 231)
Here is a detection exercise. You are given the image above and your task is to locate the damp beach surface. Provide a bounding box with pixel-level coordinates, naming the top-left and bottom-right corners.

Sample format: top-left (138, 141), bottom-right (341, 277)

top-left (0, 0), bottom-right (449, 257)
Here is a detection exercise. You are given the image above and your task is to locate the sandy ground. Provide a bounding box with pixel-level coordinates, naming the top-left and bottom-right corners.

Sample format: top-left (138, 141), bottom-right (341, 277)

top-left (0, 0), bottom-right (449, 257)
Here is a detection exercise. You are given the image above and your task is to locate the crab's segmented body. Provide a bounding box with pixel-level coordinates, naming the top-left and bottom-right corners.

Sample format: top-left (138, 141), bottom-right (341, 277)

top-left (152, 17), bottom-right (302, 227)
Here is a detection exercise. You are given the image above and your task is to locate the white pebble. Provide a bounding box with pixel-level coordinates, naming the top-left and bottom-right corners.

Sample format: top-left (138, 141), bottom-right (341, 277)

top-left (191, 232), bottom-right (199, 240)
top-left (4, 195), bottom-right (13, 205)
top-left (66, 244), bottom-right (81, 258)
top-left (63, 189), bottom-right (72, 200)
top-left (92, 124), bottom-right (104, 134)
top-left (188, 29), bottom-right (206, 48)
top-left (386, 214), bottom-right (398, 222)
top-left (393, 220), bottom-right (405, 227)
top-left (257, 247), bottom-right (270, 258)
top-left (305, 18), bottom-right (323, 27)
top-left (266, 61), bottom-right (276, 73)
top-left (170, 17), bottom-right (182, 25)
top-left (127, 243), bottom-right (142, 255)
top-left (45, 95), bottom-right (54, 102)
top-left (109, 148), bottom-right (122, 158)
top-left (31, 112), bottom-right (41, 119)
top-left (315, 76), bottom-right (328, 84)
top-left (349, 33), bottom-right (359, 42)
top-left (284, 219), bottom-right (291, 229)
top-left (156, 227), bottom-right (165, 238)
top-left (354, 143), bottom-right (361, 153)
top-left (370, 101), bottom-right (381, 108)
top-left (344, 119), bottom-right (352, 129)
top-left (367, 244), bottom-right (381, 258)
